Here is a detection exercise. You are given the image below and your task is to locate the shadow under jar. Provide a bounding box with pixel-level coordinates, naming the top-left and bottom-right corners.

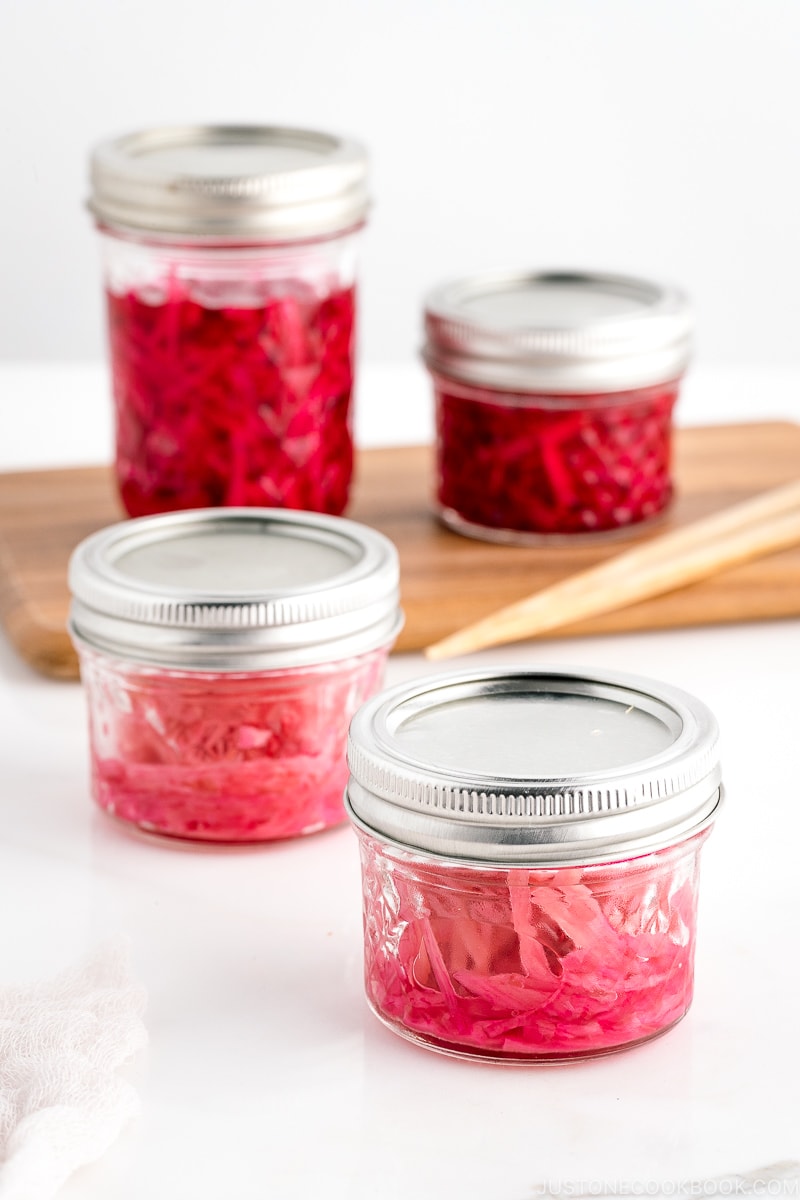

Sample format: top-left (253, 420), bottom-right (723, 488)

top-left (346, 667), bottom-right (722, 1063)
top-left (68, 508), bottom-right (401, 843)
top-left (423, 271), bottom-right (693, 542)
top-left (89, 125), bottom-right (370, 518)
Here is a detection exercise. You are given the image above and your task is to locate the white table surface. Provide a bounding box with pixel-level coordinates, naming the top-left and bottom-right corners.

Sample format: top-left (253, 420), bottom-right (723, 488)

top-left (1, 363), bottom-right (799, 1198)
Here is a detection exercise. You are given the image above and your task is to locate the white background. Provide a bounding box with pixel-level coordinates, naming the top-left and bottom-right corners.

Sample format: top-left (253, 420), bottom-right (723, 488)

top-left (2, 0), bottom-right (800, 371)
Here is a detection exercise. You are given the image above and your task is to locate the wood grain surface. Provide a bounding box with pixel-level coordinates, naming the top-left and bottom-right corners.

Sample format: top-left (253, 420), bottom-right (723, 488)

top-left (1, 421), bottom-right (799, 680)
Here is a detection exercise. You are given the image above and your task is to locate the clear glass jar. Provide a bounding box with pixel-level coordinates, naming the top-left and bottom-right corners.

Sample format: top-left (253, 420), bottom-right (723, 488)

top-left (347, 667), bottom-right (722, 1063)
top-left (89, 126), bottom-right (370, 519)
top-left (423, 271), bottom-right (693, 543)
top-left (69, 508), bottom-right (401, 843)
top-left (79, 647), bottom-right (388, 842)
top-left (357, 829), bottom-right (708, 1061)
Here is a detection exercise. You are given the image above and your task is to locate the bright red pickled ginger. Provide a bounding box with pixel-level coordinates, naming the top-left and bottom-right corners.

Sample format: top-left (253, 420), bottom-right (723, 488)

top-left (435, 380), bottom-right (678, 536)
top-left (107, 279), bottom-right (356, 517)
top-left (359, 833), bottom-right (706, 1059)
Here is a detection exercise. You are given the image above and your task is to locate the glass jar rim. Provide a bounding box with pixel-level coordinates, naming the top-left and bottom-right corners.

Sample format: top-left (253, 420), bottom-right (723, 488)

top-left (349, 810), bottom-right (714, 872)
top-left (94, 219), bottom-right (366, 251)
top-left (427, 367), bottom-right (683, 407)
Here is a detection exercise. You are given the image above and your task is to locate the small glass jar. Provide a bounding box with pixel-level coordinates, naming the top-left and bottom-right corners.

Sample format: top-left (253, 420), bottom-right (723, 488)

top-left (347, 667), bottom-right (722, 1063)
top-left (88, 125), bottom-right (370, 518)
top-left (423, 271), bottom-right (693, 542)
top-left (69, 508), bottom-right (401, 843)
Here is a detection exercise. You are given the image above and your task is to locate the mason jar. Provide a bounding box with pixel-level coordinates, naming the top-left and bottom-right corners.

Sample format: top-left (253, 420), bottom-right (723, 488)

top-left (68, 508), bottom-right (401, 842)
top-left (88, 125), bottom-right (369, 518)
top-left (423, 271), bottom-right (693, 542)
top-left (347, 666), bottom-right (722, 1062)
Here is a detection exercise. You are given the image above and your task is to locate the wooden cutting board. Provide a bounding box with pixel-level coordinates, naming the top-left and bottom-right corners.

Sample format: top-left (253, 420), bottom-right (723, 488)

top-left (2, 421), bottom-right (800, 680)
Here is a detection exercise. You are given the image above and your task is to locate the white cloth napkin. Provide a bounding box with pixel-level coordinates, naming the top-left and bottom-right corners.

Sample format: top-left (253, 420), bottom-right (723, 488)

top-left (0, 943), bottom-right (147, 1200)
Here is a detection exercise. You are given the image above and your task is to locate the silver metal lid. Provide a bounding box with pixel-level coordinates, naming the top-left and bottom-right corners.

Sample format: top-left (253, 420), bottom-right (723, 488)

top-left (423, 270), bottom-right (693, 394)
top-left (346, 667), bottom-right (721, 865)
top-left (89, 125), bottom-right (370, 240)
top-left (69, 509), bottom-right (401, 670)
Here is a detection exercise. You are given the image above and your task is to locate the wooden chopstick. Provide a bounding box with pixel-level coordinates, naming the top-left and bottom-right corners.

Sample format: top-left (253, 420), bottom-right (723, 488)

top-left (425, 478), bottom-right (800, 660)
